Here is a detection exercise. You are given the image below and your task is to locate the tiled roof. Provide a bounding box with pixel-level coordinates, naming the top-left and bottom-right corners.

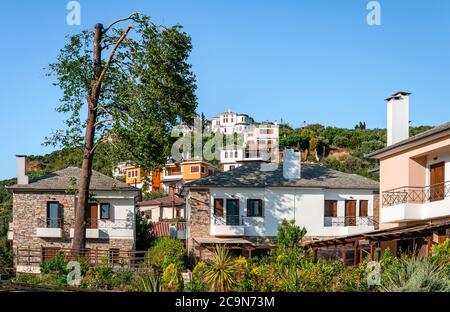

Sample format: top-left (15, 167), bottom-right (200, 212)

top-left (367, 121), bottom-right (450, 158)
top-left (186, 162), bottom-right (379, 190)
top-left (8, 167), bottom-right (136, 191)
top-left (139, 195), bottom-right (185, 207)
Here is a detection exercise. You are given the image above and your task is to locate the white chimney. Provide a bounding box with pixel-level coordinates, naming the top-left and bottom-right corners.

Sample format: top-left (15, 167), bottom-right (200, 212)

top-left (385, 91), bottom-right (410, 146)
top-left (16, 155), bottom-right (29, 185)
top-left (283, 148), bottom-right (301, 180)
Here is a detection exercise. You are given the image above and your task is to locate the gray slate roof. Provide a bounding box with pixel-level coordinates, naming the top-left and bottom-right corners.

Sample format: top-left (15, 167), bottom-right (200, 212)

top-left (186, 162), bottom-right (379, 190)
top-left (8, 167), bottom-right (137, 191)
top-left (367, 121), bottom-right (450, 158)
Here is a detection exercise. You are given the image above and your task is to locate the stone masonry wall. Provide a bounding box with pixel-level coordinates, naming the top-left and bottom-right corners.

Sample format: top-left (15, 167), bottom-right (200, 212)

top-left (187, 189), bottom-right (213, 257)
top-left (12, 191), bottom-right (134, 267)
top-left (373, 191), bottom-right (380, 229)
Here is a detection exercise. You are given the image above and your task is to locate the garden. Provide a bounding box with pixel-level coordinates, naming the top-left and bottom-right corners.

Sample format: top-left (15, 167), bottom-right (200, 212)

top-left (9, 220), bottom-right (450, 292)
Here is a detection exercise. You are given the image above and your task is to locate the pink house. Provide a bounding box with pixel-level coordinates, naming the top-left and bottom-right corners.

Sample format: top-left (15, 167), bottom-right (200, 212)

top-left (368, 92), bottom-right (450, 238)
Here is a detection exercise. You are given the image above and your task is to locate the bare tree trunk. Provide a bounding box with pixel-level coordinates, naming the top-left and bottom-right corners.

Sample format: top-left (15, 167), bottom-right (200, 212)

top-left (72, 23), bottom-right (103, 253)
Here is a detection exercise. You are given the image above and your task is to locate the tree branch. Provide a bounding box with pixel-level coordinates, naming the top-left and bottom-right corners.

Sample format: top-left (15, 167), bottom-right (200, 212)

top-left (91, 24), bottom-right (133, 100)
top-left (103, 12), bottom-right (140, 34)
top-left (94, 118), bottom-right (114, 127)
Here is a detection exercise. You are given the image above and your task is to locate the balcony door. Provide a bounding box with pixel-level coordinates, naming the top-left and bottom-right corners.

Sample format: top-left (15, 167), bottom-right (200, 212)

top-left (345, 200), bottom-right (356, 226)
top-left (86, 203), bottom-right (98, 229)
top-left (430, 162), bottom-right (445, 202)
top-left (226, 199), bottom-right (239, 225)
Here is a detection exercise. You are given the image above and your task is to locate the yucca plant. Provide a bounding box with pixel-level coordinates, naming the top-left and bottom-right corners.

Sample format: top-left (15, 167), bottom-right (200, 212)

top-left (139, 270), bottom-right (163, 292)
top-left (381, 256), bottom-right (450, 292)
top-left (203, 245), bottom-right (238, 292)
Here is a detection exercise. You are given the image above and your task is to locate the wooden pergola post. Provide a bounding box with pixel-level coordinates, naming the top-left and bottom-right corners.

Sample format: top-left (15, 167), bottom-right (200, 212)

top-left (353, 241), bottom-right (359, 266)
top-left (370, 241), bottom-right (375, 261)
top-left (427, 235), bottom-right (433, 256)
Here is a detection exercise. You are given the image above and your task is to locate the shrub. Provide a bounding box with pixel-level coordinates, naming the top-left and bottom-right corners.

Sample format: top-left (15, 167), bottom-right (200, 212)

top-left (146, 237), bottom-right (186, 269)
top-left (14, 273), bottom-right (42, 285)
top-left (277, 219), bottom-right (307, 249)
top-left (162, 263), bottom-right (183, 291)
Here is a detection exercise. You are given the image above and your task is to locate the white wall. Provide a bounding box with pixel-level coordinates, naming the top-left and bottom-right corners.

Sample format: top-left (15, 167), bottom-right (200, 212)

top-left (91, 191), bottom-right (137, 240)
top-left (208, 187), bottom-right (375, 238)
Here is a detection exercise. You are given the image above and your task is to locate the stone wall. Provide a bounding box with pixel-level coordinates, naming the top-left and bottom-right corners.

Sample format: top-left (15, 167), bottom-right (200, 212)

top-left (187, 189), bottom-right (212, 256)
top-left (12, 191), bottom-right (135, 268)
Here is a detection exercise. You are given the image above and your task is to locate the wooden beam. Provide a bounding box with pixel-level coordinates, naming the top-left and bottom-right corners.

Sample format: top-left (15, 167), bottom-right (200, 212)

top-left (353, 241), bottom-right (359, 267)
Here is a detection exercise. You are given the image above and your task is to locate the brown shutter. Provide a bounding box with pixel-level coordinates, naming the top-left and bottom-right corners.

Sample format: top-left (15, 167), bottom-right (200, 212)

top-left (324, 200), bottom-right (337, 217)
top-left (359, 200), bottom-right (368, 217)
top-left (214, 199), bottom-right (224, 216)
top-left (259, 199), bottom-right (264, 217)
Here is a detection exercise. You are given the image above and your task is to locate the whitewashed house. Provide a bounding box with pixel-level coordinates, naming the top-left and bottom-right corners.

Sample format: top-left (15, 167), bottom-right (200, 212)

top-left (184, 161), bottom-right (379, 257)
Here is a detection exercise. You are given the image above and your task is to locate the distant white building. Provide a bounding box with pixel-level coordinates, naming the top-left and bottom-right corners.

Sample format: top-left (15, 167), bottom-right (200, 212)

top-left (209, 110), bottom-right (255, 134)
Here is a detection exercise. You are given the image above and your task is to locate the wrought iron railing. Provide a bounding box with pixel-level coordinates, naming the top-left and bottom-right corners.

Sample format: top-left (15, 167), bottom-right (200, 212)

top-left (382, 181), bottom-right (450, 207)
top-left (36, 218), bottom-right (133, 230)
top-left (214, 215), bottom-right (244, 226)
top-left (323, 216), bottom-right (377, 227)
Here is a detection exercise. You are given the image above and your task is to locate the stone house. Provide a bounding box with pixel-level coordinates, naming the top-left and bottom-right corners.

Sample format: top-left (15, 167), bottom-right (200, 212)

top-left (7, 156), bottom-right (140, 273)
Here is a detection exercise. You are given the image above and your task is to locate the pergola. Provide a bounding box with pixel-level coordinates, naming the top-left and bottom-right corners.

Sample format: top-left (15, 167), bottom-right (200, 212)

top-left (303, 221), bottom-right (450, 265)
top-left (192, 237), bottom-right (276, 258)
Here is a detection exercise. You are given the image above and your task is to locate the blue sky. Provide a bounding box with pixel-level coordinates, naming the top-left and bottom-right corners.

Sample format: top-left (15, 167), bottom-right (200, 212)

top-left (1, 0), bottom-right (450, 179)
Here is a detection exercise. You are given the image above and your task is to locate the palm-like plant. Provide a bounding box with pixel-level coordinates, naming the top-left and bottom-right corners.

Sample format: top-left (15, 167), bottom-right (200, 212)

top-left (203, 245), bottom-right (238, 292)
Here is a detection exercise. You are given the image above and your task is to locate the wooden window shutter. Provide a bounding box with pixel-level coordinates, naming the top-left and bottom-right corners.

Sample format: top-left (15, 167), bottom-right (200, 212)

top-left (214, 199), bottom-right (224, 216)
top-left (359, 200), bottom-right (368, 217)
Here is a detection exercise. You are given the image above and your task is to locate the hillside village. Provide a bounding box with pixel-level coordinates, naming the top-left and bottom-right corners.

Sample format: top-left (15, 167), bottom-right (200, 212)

top-left (1, 7), bottom-right (450, 295)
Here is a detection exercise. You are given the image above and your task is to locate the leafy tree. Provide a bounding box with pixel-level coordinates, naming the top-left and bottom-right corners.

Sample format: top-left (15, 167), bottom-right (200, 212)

top-left (45, 13), bottom-right (197, 252)
top-left (277, 219), bottom-right (307, 249)
top-left (146, 237), bottom-right (186, 268)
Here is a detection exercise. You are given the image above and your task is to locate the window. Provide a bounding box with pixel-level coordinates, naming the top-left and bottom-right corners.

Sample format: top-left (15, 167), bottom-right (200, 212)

top-left (47, 202), bottom-right (61, 228)
top-left (324, 200), bottom-right (337, 217)
top-left (359, 200), bottom-right (368, 217)
top-left (209, 169), bottom-right (213, 175)
top-left (109, 249), bottom-right (120, 264)
top-left (214, 198), bottom-right (224, 216)
top-left (190, 165), bottom-right (200, 173)
top-left (100, 203), bottom-right (110, 220)
top-left (229, 165), bottom-right (235, 170)
top-left (235, 151), bottom-right (238, 158)
top-left (225, 152), bottom-right (228, 158)
top-left (247, 199), bottom-right (263, 217)
top-left (201, 166), bottom-right (206, 174)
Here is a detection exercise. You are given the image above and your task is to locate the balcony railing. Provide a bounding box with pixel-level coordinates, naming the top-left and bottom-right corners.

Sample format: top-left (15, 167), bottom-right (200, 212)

top-left (382, 181), bottom-right (450, 207)
top-left (36, 218), bottom-right (133, 229)
top-left (214, 215), bottom-right (244, 226)
top-left (324, 216), bottom-right (377, 227)
top-left (37, 218), bottom-right (63, 229)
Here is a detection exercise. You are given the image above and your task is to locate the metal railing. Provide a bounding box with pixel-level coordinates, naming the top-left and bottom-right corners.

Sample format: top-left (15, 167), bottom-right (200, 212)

top-left (382, 181), bottom-right (450, 207)
top-left (15, 246), bottom-right (147, 268)
top-left (323, 216), bottom-right (377, 227)
top-left (214, 215), bottom-right (244, 226)
top-left (36, 218), bottom-right (134, 230)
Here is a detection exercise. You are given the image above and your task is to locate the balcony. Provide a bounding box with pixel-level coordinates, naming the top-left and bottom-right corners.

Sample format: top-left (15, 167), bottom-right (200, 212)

top-left (36, 218), bottom-right (63, 238)
top-left (70, 218), bottom-right (134, 239)
top-left (211, 215), bottom-right (245, 236)
top-left (322, 216), bottom-right (376, 236)
top-left (324, 216), bottom-right (377, 227)
top-left (381, 182), bottom-right (450, 223)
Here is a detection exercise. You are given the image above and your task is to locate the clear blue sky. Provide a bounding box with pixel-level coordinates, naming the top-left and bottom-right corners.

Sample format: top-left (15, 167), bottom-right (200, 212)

top-left (1, 0), bottom-right (450, 179)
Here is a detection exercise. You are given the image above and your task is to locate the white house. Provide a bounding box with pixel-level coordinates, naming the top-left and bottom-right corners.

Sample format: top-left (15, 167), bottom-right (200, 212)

top-left (184, 161), bottom-right (379, 257)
